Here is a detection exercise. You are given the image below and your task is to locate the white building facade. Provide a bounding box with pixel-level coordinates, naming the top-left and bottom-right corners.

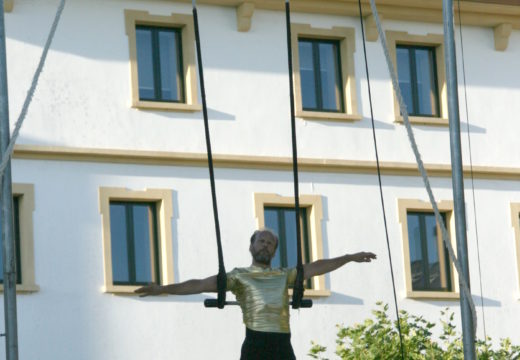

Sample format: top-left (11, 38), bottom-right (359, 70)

top-left (2, 0), bottom-right (520, 358)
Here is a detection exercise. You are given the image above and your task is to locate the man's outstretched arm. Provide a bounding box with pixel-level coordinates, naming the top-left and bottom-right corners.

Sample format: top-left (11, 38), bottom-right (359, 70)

top-left (303, 252), bottom-right (376, 280)
top-left (134, 275), bottom-right (217, 297)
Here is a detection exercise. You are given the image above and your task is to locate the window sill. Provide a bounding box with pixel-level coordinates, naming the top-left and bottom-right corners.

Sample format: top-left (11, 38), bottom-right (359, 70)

top-left (289, 288), bottom-right (331, 298)
top-left (132, 100), bottom-right (202, 112)
top-left (406, 290), bottom-right (459, 300)
top-left (103, 284), bottom-right (141, 294)
top-left (0, 284), bottom-right (40, 293)
top-left (297, 110), bottom-right (362, 122)
top-left (395, 116), bottom-right (449, 127)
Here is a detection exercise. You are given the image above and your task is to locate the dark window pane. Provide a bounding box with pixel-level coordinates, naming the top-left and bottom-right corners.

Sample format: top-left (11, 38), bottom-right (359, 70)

top-left (283, 209), bottom-right (298, 268)
top-left (159, 30), bottom-right (183, 102)
top-left (110, 202), bottom-right (158, 285)
top-left (264, 208), bottom-right (281, 268)
top-left (424, 214), bottom-right (441, 289)
top-left (407, 211), bottom-right (451, 292)
top-left (407, 213), bottom-right (425, 290)
top-left (110, 203), bottom-right (130, 283)
top-left (397, 45), bottom-right (439, 117)
top-left (132, 204), bottom-right (153, 283)
top-left (415, 49), bottom-right (438, 116)
top-left (318, 42), bottom-right (342, 111)
top-left (263, 207), bottom-right (308, 269)
top-left (0, 197), bottom-right (22, 284)
top-left (136, 26), bottom-right (183, 103)
top-left (299, 39), bottom-right (343, 112)
top-left (396, 47), bottom-right (414, 114)
top-left (136, 28), bottom-right (155, 100)
top-left (299, 41), bottom-right (317, 110)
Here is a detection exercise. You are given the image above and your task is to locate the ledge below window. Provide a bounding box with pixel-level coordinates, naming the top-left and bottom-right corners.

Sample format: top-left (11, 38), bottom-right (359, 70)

top-left (407, 290), bottom-right (459, 300)
top-left (297, 110), bottom-right (362, 122)
top-left (103, 284), bottom-right (141, 294)
top-left (132, 100), bottom-right (202, 112)
top-left (0, 284), bottom-right (40, 293)
top-left (395, 116), bottom-right (449, 127)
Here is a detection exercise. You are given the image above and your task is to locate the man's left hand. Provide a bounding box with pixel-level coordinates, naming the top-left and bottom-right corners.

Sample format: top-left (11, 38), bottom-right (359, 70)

top-left (350, 252), bottom-right (377, 263)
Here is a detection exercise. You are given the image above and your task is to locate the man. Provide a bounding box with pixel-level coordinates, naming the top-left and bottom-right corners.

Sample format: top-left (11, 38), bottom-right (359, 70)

top-left (135, 228), bottom-right (376, 359)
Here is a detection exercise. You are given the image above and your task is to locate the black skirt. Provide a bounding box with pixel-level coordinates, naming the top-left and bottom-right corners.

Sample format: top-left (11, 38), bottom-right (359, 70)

top-left (240, 327), bottom-right (296, 360)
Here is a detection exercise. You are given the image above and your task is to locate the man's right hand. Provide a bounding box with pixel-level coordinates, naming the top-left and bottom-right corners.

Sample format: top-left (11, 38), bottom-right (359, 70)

top-left (134, 283), bottom-right (163, 297)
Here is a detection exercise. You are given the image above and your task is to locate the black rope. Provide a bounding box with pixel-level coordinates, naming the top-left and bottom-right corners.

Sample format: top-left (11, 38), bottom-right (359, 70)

top-left (284, 0), bottom-right (304, 309)
top-left (357, 2), bottom-right (405, 358)
top-left (456, 0), bottom-right (487, 338)
top-left (192, 3), bottom-right (227, 309)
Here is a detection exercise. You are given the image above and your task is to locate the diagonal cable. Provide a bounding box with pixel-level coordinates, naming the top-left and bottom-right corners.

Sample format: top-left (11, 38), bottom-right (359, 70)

top-left (0, 0), bottom-right (66, 185)
top-left (367, 0), bottom-right (477, 332)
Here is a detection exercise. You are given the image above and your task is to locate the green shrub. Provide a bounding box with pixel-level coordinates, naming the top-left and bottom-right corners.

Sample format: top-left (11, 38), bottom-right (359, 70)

top-left (308, 302), bottom-right (520, 359)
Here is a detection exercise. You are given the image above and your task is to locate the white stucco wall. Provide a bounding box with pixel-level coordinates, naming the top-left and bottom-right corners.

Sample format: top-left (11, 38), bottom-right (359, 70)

top-left (2, 158), bottom-right (518, 359)
top-left (1, 0), bottom-right (519, 359)
top-left (4, 0), bottom-right (520, 166)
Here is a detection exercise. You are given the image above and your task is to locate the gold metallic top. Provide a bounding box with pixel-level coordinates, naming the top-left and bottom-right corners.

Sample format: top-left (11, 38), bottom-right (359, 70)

top-left (227, 266), bottom-right (297, 333)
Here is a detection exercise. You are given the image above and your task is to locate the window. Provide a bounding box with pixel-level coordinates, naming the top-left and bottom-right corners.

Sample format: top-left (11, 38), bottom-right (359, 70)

top-left (0, 184), bottom-right (38, 293)
top-left (254, 193), bottom-right (329, 297)
top-left (99, 187), bottom-right (174, 293)
top-left (124, 10), bottom-right (201, 112)
top-left (511, 203), bottom-right (520, 292)
top-left (264, 207), bottom-right (312, 289)
top-left (396, 45), bottom-right (440, 117)
top-left (407, 212), bottom-right (451, 292)
top-left (291, 24), bottom-right (360, 122)
top-left (109, 201), bottom-right (160, 286)
top-left (136, 26), bottom-right (184, 103)
top-left (398, 199), bottom-right (458, 299)
top-left (386, 31), bottom-right (448, 126)
top-left (299, 39), bottom-right (344, 113)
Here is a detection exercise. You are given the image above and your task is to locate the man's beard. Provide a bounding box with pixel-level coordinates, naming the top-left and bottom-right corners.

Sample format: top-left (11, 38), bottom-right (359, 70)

top-left (253, 250), bottom-right (271, 265)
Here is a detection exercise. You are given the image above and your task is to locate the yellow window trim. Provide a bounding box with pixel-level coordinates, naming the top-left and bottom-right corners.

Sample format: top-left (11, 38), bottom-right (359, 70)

top-left (386, 31), bottom-right (448, 126)
top-left (99, 187), bottom-right (174, 294)
top-left (4, 0), bottom-right (13, 12)
top-left (291, 24), bottom-right (361, 123)
top-left (124, 10), bottom-right (201, 112)
top-left (397, 199), bottom-right (459, 300)
top-left (511, 203), bottom-right (520, 292)
top-left (253, 193), bottom-right (329, 297)
top-left (0, 184), bottom-right (38, 294)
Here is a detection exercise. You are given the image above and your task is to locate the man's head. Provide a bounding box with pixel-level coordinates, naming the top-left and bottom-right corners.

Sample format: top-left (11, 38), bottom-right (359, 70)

top-left (249, 228), bottom-right (278, 266)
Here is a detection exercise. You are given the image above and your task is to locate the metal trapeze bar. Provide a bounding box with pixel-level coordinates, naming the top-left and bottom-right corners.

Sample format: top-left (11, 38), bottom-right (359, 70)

top-left (204, 299), bottom-right (313, 308)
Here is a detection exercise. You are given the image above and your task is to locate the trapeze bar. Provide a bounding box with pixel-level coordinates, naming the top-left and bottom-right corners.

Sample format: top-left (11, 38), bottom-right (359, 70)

top-left (204, 299), bottom-right (313, 308)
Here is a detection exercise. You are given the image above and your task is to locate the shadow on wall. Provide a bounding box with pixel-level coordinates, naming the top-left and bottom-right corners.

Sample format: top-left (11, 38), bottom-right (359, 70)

top-left (313, 291), bottom-right (364, 305)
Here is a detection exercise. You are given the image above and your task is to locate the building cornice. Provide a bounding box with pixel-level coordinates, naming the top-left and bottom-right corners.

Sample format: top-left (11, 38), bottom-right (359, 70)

top-left (177, 0), bottom-right (520, 28)
top-left (12, 144), bottom-right (520, 181)
top-left (6, 1), bottom-right (518, 48)
top-left (178, 0), bottom-right (520, 49)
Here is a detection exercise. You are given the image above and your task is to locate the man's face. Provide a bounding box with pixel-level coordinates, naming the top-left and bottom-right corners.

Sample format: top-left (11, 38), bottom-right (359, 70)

top-left (250, 231), bottom-right (278, 266)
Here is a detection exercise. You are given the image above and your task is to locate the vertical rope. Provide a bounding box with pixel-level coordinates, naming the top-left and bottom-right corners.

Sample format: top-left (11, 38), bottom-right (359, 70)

top-left (284, 0), bottom-right (304, 309)
top-left (192, 1), bottom-right (227, 309)
top-left (456, 0), bottom-right (487, 338)
top-left (357, 2), bottom-right (405, 358)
